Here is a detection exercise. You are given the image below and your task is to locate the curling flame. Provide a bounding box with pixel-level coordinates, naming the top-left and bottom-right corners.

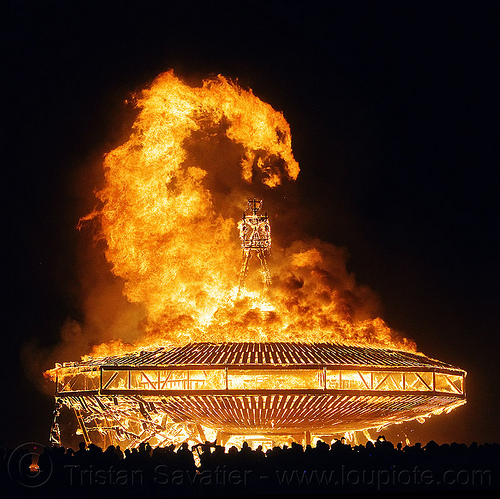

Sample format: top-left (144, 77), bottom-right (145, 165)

top-left (84, 70), bottom-right (415, 354)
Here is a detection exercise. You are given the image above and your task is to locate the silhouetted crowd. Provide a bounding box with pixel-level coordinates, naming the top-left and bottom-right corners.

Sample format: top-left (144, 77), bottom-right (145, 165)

top-left (2, 437), bottom-right (499, 497)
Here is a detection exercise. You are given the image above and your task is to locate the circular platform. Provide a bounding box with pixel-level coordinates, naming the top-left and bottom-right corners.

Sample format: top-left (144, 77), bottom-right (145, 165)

top-left (51, 342), bottom-right (466, 446)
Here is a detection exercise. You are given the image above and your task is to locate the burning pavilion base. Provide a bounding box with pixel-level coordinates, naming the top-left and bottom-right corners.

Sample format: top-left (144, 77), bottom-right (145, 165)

top-left (48, 342), bottom-right (466, 449)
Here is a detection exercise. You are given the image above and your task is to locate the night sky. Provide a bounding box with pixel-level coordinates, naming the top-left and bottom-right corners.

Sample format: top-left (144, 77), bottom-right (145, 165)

top-left (4, 2), bottom-right (499, 448)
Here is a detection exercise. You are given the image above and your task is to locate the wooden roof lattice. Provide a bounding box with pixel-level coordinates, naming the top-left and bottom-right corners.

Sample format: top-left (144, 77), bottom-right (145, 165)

top-left (73, 342), bottom-right (459, 371)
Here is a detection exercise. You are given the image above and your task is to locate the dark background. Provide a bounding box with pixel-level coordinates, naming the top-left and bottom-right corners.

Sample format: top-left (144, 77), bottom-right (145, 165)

top-left (4, 2), bottom-right (498, 448)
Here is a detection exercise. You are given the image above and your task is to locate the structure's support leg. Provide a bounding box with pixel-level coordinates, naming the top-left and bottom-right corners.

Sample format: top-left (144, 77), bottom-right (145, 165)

top-left (74, 407), bottom-right (91, 446)
top-left (257, 250), bottom-right (271, 290)
top-left (49, 398), bottom-right (62, 446)
top-left (304, 430), bottom-right (311, 447)
top-left (237, 250), bottom-right (251, 298)
top-left (49, 423), bottom-right (61, 447)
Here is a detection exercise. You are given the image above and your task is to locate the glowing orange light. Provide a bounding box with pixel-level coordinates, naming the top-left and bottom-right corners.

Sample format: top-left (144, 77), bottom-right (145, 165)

top-left (76, 70), bottom-right (413, 356)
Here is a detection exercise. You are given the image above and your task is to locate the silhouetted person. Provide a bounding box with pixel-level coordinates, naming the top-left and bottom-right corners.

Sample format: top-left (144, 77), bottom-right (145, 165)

top-left (74, 441), bottom-right (87, 465)
top-left (176, 442), bottom-right (196, 471)
top-left (114, 444), bottom-right (123, 460)
top-left (38, 446), bottom-right (52, 480)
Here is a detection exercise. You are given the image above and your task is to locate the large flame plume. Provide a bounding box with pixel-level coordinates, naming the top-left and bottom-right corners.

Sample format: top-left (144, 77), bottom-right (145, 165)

top-left (81, 70), bottom-right (415, 355)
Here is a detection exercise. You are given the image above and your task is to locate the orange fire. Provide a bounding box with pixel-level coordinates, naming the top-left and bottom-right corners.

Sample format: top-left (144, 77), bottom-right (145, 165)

top-left (80, 70), bottom-right (415, 357)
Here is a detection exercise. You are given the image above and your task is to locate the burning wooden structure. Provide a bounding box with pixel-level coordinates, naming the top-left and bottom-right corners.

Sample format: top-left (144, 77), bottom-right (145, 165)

top-left (237, 198), bottom-right (272, 295)
top-left (48, 195), bottom-right (466, 448)
top-left (46, 73), bottom-right (468, 449)
top-left (48, 341), bottom-right (466, 448)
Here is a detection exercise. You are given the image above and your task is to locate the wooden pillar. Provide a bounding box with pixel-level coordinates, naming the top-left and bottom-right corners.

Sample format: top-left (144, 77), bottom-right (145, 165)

top-left (304, 430), bottom-right (311, 446)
